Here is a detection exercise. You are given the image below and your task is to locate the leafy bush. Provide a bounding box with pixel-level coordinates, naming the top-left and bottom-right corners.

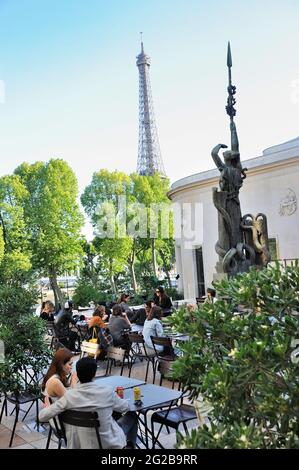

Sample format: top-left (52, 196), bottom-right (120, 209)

top-left (0, 285), bottom-right (50, 395)
top-left (72, 283), bottom-right (101, 307)
top-left (168, 263), bottom-right (299, 448)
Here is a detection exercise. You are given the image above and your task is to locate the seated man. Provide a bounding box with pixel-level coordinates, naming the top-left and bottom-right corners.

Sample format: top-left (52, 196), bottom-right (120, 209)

top-left (39, 357), bottom-right (138, 449)
top-left (54, 308), bottom-right (79, 352)
top-left (130, 300), bottom-right (153, 327)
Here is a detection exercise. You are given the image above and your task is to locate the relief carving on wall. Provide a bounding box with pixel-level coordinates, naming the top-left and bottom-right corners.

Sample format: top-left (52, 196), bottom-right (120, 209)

top-left (279, 188), bottom-right (297, 216)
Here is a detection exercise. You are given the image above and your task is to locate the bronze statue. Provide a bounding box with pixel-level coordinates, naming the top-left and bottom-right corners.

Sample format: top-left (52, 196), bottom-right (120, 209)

top-left (212, 43), bottom-right (270, 277)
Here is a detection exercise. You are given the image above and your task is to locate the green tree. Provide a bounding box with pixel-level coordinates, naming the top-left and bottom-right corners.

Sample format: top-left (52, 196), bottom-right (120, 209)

top-left (15, 159), bottom-right (84, 308)
top-left (131, 173), bottom-right (174, 281)
top-left (0, 174), bottom-right (32, 285)
top-left (81, 170), bottom-right (134, 294)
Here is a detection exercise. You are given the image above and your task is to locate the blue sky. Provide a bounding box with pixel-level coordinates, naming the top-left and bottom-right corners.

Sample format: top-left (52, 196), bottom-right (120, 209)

top-left (0, 0), bottom-right (299, 228)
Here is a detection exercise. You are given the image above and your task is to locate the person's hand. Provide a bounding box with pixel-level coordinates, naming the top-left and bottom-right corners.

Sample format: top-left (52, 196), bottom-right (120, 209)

top-left (71, 371), bottom-right (78, 386)
top-left (44, 396), bottom-right (51, 408)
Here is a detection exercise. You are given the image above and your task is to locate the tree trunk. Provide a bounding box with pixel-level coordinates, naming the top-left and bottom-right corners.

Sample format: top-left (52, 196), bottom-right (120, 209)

top-left (109, 260), bottom-right (117, 295)
top-left (49, 270), bottom-right (65, 311)
top-left (151, 238), bottom-right (158, 277)
top-left (128, 241), bottom-right (138, 293)
top-left (159, 249), bottom-right (172, 289)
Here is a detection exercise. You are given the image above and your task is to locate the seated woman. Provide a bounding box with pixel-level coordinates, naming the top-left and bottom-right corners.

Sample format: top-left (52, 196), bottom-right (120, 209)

top-left (87, 307), bottom-right (110, 359)
top-left (142, 306), bottom-right (165, 354)
top-left (42, 348), bottom-right (77, 400)
top-left (108, 304), bottom-right (131, 350)
top-left (118, 293), bottom-right (134, 321)
top-left (40, 300), bottom-right (55, 322)
top-left (154, 287), bottom-right (173, 316)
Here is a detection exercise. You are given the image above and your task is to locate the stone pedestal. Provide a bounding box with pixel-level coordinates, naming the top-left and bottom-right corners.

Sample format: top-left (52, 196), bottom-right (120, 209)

top-left (213, 272), bottom-right (228, 283)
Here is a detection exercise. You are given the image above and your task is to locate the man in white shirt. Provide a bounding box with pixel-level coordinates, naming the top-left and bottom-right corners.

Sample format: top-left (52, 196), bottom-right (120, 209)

top-left (39, 357), bottom-right (138, 449)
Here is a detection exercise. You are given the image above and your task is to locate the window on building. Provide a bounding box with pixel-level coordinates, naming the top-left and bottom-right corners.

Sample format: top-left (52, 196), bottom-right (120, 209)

top-left (195, 246), bottom-right (205, 298)
top-left (268, 238), bottom-right (278, 260)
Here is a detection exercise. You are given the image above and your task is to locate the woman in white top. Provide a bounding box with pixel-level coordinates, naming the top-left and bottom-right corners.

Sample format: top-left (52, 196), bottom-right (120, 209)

top-left (42, 348), bottom-right (77, 401)
top-left (142, 306), bottom-right (164, 353)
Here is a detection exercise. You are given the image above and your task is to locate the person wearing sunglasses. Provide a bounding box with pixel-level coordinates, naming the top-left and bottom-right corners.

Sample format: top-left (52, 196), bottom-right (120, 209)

top-left (153, 286), bottom-right (173, 317)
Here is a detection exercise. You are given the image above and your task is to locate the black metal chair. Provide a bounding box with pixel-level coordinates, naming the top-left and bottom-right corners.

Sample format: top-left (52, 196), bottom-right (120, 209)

top-left (43, 396), bottom-right (66, 449)
top-left (0, 366), bottom-right (43, 447)
top-left (127, 332), bottom-right (156, 382)
top-left (58, 409), bottom-right (102, 449)
top-left (150, 391), bottom-right (197, 449)
top-left (105, 346), bottom-right (129, 376)
top-left (150, 336), bottom-right (178, 384)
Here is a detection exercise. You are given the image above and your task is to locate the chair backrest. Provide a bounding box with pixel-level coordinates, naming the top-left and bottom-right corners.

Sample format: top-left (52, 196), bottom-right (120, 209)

top-left (106, 346), bottom-right (126, 362)
top-left (128, 332), bottom-right (145, 345)
top-left (58, 409), bottom-right (102, 448)
top-left (151, 336), bottom-right (175, 358)
top-left (80, 340), bottom-right (100, 359)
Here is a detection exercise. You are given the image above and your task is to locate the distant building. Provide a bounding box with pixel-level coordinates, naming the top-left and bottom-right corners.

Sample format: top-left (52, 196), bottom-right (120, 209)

top-left (168, 137), bottom-right (299, 299)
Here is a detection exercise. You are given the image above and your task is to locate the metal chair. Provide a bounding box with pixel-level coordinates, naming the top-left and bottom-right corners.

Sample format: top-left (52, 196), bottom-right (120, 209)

top-left (0, 366), bottom-right (43, 447)
top-left (43, 395), bottom-right (66, 449)
top-left (150, 391), bottom-right (197, 449)
top-left (150, 336), bottom-right (178, 384)
top-left (58, 409), bottom-right (102, 448)
top-left (127, 332), bottom-right (156, 382)
top-left (105, 346), bottom-right (129, 376)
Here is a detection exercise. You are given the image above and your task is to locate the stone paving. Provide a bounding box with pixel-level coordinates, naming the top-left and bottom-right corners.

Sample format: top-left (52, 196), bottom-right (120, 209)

top-left (0, 356), bottom-right (199, 449)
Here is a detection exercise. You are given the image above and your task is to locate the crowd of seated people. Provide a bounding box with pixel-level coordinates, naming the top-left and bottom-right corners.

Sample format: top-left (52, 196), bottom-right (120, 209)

top-left (40, 286), bottom-right (174, 354)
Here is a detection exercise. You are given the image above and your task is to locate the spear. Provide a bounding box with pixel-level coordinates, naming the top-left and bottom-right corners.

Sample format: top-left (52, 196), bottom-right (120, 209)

top-left (226, 41), bottom-right (236, 120)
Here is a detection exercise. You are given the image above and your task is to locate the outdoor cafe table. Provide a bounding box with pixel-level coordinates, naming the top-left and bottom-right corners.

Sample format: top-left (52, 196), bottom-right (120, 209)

top-left (95, 375), bottom-right (146, 390)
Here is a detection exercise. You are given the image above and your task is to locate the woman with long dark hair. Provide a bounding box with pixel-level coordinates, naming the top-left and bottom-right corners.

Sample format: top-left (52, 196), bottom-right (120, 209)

top-left (42, 348), bottom-right (77, 399)
top-left (154, 287), bottom-right (172, 316)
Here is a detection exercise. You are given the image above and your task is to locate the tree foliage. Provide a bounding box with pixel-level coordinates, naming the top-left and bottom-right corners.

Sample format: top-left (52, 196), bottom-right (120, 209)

top-left (168, 263), bottom-right (299, 448)
top-left (14, 159), bottom-right (84, 306)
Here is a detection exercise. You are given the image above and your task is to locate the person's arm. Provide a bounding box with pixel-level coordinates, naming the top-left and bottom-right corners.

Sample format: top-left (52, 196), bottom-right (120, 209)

top-left (156, 320), bottom-right (164, 338)
top-left (39, 395), bottom-right (68, 422)
top-left (211, 144), bottom-right (227, 171)
top-left (122, 314), bottom-right (131, 328)
top-left (112, 392), bottom-right (130, 414)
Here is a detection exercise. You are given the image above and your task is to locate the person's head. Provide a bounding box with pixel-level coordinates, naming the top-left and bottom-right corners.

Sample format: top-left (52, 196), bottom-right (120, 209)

top-left (112, 304), bottom-right (123, 317)
top-left (144, 300), bottom-right (153, 316)
top-left (119, 293), bottom-right (130, 304)
top-left (155, 286), bottom-right (165, 298)
top-left (93, 305), bottom-right (106, 318)
top-left (147, 306), bottom-right (163, 321)
top-left (207, 288), bottom-right (216, 298)
top-left (76, 357), bottom-right (97, 383)
top-left (43, 300), bottom-right (55, 314)
top-left (42, 348), bottom-right (74, 390)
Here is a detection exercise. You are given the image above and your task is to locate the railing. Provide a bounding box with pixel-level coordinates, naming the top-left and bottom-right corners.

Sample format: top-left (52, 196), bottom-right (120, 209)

top-left (269, 258), bottom-right (299, 267)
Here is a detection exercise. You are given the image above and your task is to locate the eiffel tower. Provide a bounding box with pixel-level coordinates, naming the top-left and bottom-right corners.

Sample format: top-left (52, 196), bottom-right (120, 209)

top-left (136, 37), bottom-right (166, 176)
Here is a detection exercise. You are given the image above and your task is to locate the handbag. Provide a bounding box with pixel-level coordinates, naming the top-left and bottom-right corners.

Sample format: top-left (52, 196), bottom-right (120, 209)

top-left (89, 327), bottom-right (98, 344)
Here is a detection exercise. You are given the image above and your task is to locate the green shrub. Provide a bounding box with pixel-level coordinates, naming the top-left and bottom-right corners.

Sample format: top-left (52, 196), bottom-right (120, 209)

top-left (0, 285), bottom-right (50, 395)
top-left (72, 283), bottom-right (100, 307)
top-left (168, 263), bottom-right (299, 448)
